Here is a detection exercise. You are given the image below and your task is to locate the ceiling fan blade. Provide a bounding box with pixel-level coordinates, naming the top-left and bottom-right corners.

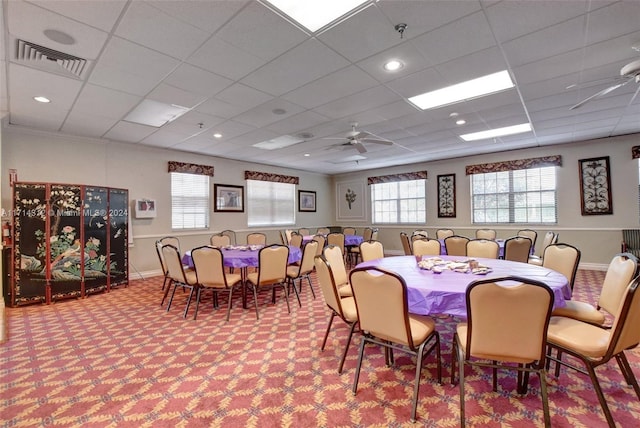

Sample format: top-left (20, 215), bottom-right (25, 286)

top-left (570, 78), bottom-right (632, 110)
top-left (360, 137), bottom-right (394, 145)
top-left (353, 142), bottom-right (367, 153)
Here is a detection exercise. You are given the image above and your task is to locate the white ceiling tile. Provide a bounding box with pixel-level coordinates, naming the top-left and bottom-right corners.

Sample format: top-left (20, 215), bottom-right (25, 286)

top-left (187, 37), bottom-right (266, 80)
top-left (28, 0), bottom-right (127, 32)
top-left (163, 64), bottom-right (233, 98)
top-left (265, 111), bottom-right (331, 136)
top-left (104, 121), bottom-right (157, 143)
top-left (312, 85), bottom-right (399, 120)
top-left (232, 98), bottom-right (305, 128)
top-left (215, 83), bottom-right (273, 110)
top-left (147, 83), bottom-right (206, 109)
top-left (61, 111), bottom-right (118, 138)
top-left (151, 0), bottom-right (249, 34)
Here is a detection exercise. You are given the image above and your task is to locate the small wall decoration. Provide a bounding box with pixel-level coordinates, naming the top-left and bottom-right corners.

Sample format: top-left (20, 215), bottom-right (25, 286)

top-left (337, 180), bottom-right (365, 220)
top-left (214, 184), bottom-right (244, 212)
top-left (437, 174), bottom-right (456, 218)
top-left (579, 156), bottom-right (612, 215)
top-left (298, 190), bottom-right (316, 212)
top-left (134, 199), bottom-right (157, 218)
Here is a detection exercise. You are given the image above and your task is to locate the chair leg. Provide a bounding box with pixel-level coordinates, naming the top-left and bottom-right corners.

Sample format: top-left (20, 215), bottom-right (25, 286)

top-left (585, 361), bottom-right (617, 427)
top-left (193, 287), bottom-right (203, 320)
top-left (281, 283), bottom-right (291, 313)
top-left (411, 340), bottom-right (429, 423)
top-left (305, 274), bottom-right (316, 299)
top-left (249, 284), bottom-right (259, 320)
top-left (321, 313), bottom-right (336, 351)
top-left (617, 352), bottom-right (640, 399)
top-left (352, 336), bottom-right (368, 395)
top-left (225, 287), bottom-right (235, 322)
top-left (161, 278), bottom-right (174, 306)
top-left (338, 322), bottom-right (357, 374)
top-left (289, 278), bottom-right (301, 307)
top-left (451, 334), bottom-right (458, 385)
top-left (183, 286), bottom-right (195, 318)
top-left (538, 368), bottom-right (551, 428)
top-left (166, 282), bottom-right (179, 312)
top-left (457, 340), bottom-right (467, 428)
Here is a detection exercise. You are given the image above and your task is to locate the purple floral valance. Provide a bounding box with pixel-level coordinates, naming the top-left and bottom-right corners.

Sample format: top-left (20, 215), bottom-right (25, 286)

top-left (632, 146), bottom-right (640, 159)
top-left (244, 170), bottom-right (299, 185)
top-left (168, 161), bottom-right (214, 176)
top-left (465, 155), bottom-right (562, 175)
top-left (367, 171), bottom-right (428, 185)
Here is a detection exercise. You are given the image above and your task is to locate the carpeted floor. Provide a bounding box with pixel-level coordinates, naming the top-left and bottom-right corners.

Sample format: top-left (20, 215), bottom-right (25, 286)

top-left (1, 269), bottom-right (639, 427)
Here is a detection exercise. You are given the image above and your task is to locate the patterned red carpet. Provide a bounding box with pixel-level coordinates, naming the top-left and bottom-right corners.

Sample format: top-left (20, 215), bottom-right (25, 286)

top-left (2, 269), bottom-right (639, 427)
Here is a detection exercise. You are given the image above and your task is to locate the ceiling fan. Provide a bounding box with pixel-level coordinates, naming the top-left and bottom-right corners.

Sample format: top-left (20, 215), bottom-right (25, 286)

top-left (327, 123), bottom-right (394, 154)
top-left (570, 58), bottom-right (640, 110)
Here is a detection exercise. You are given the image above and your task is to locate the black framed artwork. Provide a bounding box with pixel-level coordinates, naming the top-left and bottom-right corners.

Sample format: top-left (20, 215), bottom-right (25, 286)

top-left (214, 184), bottom-right (244, 212)
top-left (298, 190), bottom-right (316, 212)
top-left (437, 174), bottom-right (456, 218)
top-left (579, 156), bottom-right (612, 215)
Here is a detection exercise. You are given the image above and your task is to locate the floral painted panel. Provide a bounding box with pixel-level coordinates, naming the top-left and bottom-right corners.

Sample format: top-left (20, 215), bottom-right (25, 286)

top-left (108, 188), bottom-right (129, 287)
top-left (84, 186), bottom-right (109, 294)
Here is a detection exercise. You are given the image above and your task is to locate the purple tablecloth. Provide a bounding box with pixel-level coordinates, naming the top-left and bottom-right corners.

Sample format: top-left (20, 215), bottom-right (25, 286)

top-left (438, 239), bottom-right (534, 258)
top-left (356, 255), bottom-right (570, 317)
top-left (183, 245), bottom-right (302, 269)
top-left (302, 234), bottom-right (364, 246)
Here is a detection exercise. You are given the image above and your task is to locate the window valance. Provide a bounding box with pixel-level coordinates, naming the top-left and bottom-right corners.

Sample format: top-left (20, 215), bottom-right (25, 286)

top-left (632, 146), bottom-right (640, 159)
top-left (244, 170), bottom-right (299, 185)
top-left (367, 171), bottom-right (427, 185)
top-left (168, 161), bottom-right (214, 176)
top-left (465, 155), bottom-right (562, 175)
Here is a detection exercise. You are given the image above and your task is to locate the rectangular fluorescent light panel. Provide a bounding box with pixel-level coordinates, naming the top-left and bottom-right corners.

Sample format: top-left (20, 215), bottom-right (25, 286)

top-left (253, 135), bottom-right (304, 150)
top-left (460, 123), bottom-right (532, 142)
top-left (408, 70), bottom-right (515, 110)
top-left (124, 99), bottom-right (190, 127)
top-left (263, 0), bottom-right (369, 32)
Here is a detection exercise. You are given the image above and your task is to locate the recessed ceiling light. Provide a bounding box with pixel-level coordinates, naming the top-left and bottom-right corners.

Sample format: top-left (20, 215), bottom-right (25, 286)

top-left (213, 133), bottom-right (222, 139)
top-left (34, 96), bottom-right (50, 103)
top-left (456, 119), bottom-right (466, 125)
top-left (304, 153), bottom-right (310, 157)
top-left (263, 0), bottom-right (369, 32)
top-left (253, 135), bottom-right (304, 150)
top-left (460, 123), bottom-right (532, 142)
top-left (384, 60), bottom-right (403, 72)
top-left (408, 70), bottom-right (515, 110)
top-left (449, 112), bottom-right (459, 117)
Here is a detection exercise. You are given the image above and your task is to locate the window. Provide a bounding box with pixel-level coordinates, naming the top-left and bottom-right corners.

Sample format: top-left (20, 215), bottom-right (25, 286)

top-left (171, 172), bottom-right (210, 229)
top-left (471, 166), bottom-right (556, 224)
top-left (247, 180), bottom-right (295, 226)
top-left (371, 179), bottom-right (426, 224)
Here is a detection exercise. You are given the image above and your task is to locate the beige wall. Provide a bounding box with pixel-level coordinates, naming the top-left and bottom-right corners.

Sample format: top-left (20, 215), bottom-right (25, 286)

top-left (2, 126), bottom-right (638, 275)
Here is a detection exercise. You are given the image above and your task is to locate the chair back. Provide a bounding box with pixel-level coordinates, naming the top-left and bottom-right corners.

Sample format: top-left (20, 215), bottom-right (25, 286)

top-left (312, 234), bottom-right (326, 256)
top-left (298, 227), bottom-right (310, 236)
top-left (284, 229), bottom-right (294, 244)
top-left (400, 232), bottom-right (412, 255)
top-left (445, 235), bottom-right (470, 256)
top-left (598, 253), bottom-right (639, 315)
top-left (371, 228), bottom-right (379, 240)
top-left (465, 276), bottom-right (554, 364)
top-left (436, 229), bottom-right (455, 239)
top-left (608, 276), bottom-right (640, 358)
top-left (296, 241), bottom-right (318, 276)
top-left (412, 238), bottom-right (441, 257)
top-left (314, 255), bottom-right (346, 317)
top-left (411, 230), bottom-right (429, 241)
top-left (323, 245), bottom-right (348, 287)
top-left (359, 240), bottom-right (384, 262)
top-left (503, 236), bottom-right (532, 263)
top-left (537, 231), bottom-right (555, 257)
top-left (327, 232), bottom-right (345, 255)
top-left (343, 227), bottom-right (356, 235)
top-left (350, 267), bottom-right (415, 349)
top-left (247, 232), bottom-right (267, 246)
top-left (517, 229), bottom-right (537, 249)
top-left (542, 243), bottom-right (581, 291)
top-left (256, 244), bottom-right (289, 285)
top-left (317, 227), bottom-right (330, 235)
top-left (191, 245), bottom-right (227, 287)
top-left (155, 240), bottom-right (167, 274)
top-left (289, 232), bottom-right (303, 248)
top-left (221, 229), bottom-right (236, 245)
top-left (161, 244), bottom-right (194, 285)
top-left (467, 239), bottom-right (499, 259)
top-left (475, 229), bottom-right (496, 240)
top-left (362, 227), bottom-right (374, 241)
top-left (210, 233), bottom-right (231, 247)
top-left (159, 236), bottom-right (181, 251)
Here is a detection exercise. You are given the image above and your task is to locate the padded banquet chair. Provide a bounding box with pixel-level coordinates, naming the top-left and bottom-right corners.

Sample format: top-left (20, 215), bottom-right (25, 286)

top-left (370, 227), bottom-right (379, 240)
top-left (210, 233), bottom-right (231, 248)
top-left (436, 228), bottom-right (455, 240)
top-left (297, 227), bottom-right (310, 236)
top-left (517, 229), bottom-right (537, 249)
top-left (284, 229), bottom-right (295, 245)
top-left (451, 276), bottom-right (554, 428)
top-left (279, 230), bottom-right (288, 245)
top-left (503, 236), bottom-right (533, 263)
top-left (314, 255), bottom-right (359, 374)
top-left (323, 245), bottom-right (352, 298)
top-left (155, 240), bottom-right (170, 291)
top-left (246, 232), bottom-right (267, 246)
top-left (350, 266), bottom-right (442, 423)
top-left (546, 276), bottom-right (640, 428)
top-left (190, 246), bottom-right (243, 321)
top-left (286, 240), bottom-right (318, 303)
top-left (541, 243), bottom-right (581, 293)
top-left (358, 240), bottom-right (384, 262)
top-left (528, 231), bottom-right (557, 265)
top-left (317, 227), bottom-right (330, 235)
top-left (327, 232), bottom-right (346, 263)
top-left (411, 230), bottom-right (429, 242)
top-left (348, 227), bottom-right (373, 265)
top-left (444, 235), bottom-right (470, 256)
top-left (467, 239), bottom-right (499, 259)
top-left (311, 234), bottom-right (326, 256)
top-left (163, 244), bottom-right (199, 318)
top-left (621, 229), bottom-right (640, 258)
top-left (475, 228), bottom-right (497, 240)
top-left (412, 238), bottom-right (441, 257)
top-left (288, 231), bottom-right (303, 249)
top-left (551, 253), bottom-right (638, 325)
top-left (245, 244), bottom-right (290, 320)
top-left (400, 231), bottom-right (413, 255)
top-left (343, 226), bottom-right (357, 235)
top-left (221, 229), bottom-right (236, 245)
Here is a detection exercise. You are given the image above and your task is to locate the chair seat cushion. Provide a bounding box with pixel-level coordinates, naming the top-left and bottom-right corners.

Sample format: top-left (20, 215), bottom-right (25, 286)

top-left (528, 256), bottom-right (542, 265)
top-left (338, 284), bottom-right (353, 297)
top-left (547, 316), bottom-right (610, 359)
top-left (340, 296), bottom-right (358, 322)
top-left (455, 323), bottom-right (536, 364)
top-left (408, 314), bottom-right (436, 345)
top-left (185, 270), bottom-right (198, 284)
top-left (551, 300), bottom-right (606, 326)
top-left (286, 266), bottom-right (299, 277)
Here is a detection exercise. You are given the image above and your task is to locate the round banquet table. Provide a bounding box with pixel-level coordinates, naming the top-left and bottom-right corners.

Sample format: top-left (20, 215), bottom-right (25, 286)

top-left (302, 234), bottom-right (364, 247)
top-left (355, 255), bottom-right (571, 317)
top-left (182, 245), bottom-right (302, 269)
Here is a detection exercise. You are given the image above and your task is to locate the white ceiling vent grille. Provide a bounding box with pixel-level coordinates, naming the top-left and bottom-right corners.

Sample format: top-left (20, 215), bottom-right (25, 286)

top-left (14, 39), bottom-right (87, 78)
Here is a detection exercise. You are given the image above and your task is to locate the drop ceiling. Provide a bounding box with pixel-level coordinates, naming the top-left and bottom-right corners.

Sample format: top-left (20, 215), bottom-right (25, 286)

top-left (1, 0), bottom-right (640, 175)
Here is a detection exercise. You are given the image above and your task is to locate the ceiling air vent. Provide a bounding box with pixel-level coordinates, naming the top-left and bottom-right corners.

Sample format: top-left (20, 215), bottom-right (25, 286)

top-left (14, 39), bottom-right (87, 78)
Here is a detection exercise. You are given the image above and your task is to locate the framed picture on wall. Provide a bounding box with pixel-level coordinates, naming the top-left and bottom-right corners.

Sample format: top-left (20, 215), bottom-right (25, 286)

top-left (298, 190), bottom-right (316, 212)
top-left (579, 156), bottom-right (612, 215)
top-left (214, 184), bottom-right (244, 212)
top-left (437, 174), bottom-right (456, 218)
top-left (134, 199), bottom-right (157, 218)
top-left (336, 180), bottom-right (365, 220)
